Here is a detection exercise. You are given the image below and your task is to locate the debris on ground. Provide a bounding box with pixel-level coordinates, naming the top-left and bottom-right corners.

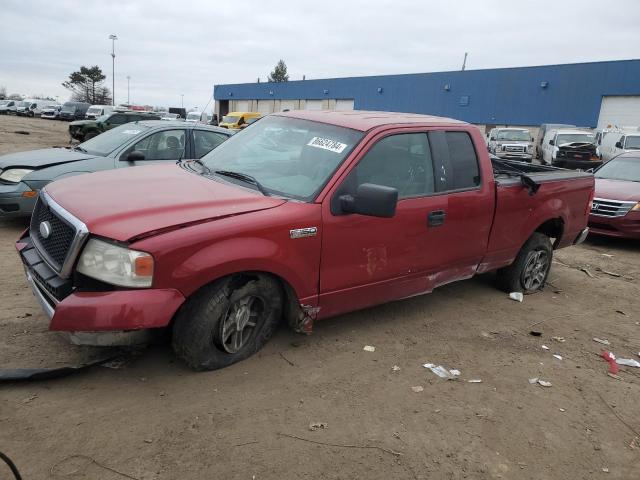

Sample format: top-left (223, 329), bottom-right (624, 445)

top-left (530, 331), bottom-right (542, 337)
top-left (601, 254), bottom-right (614, 258)
top-left (541, 345), bottom-right (550, 350)
top-left (411, 386), bottom-right (424, 393)
top-left (423, 363), bottom-right (459, 379)
top-left (615, 310), bottom-right (626, 316)
top-left (14, 130), bottom-right (30, 135)
top-left (538, 380), bottom-right (553, 387)
top-left (391, 365), bottom-right (401, 372)
top-left (601, 351), bottom-right (619, 374)
top-left (467, 379), bottom-right (482, 383)
top-left (21, 394), bottom-right (38, 404)
top-left (615, 358), bottom-right (640, 368)
top-left (363, 345), bottom-right (375, 352)
top-left (528, 377), bottom-right (539, 384)
top-left (580, 267), bottom-right (595, 278)
top-left (552, 336), bottom-right (566, 343)
top-left (593, 338), bottom-right (610, 346)
top-left (553, 354), bottom-right (563, 361)
top-left (509, 292), bottom-right (523, 302)
top-left (309, 422), bottom-right (328, 431)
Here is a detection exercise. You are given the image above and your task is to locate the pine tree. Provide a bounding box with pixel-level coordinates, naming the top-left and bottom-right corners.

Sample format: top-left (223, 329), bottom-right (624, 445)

top-left (268, 60), bottom-right (289, 82)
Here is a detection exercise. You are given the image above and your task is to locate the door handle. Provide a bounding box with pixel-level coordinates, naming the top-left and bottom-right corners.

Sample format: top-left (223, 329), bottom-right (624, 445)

top-left (427, 210), bottom-right (446, 227)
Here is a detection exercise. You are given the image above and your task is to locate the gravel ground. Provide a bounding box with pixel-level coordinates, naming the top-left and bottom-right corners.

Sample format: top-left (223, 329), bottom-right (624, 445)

top-left (0, 116), bottom-right (638, 480)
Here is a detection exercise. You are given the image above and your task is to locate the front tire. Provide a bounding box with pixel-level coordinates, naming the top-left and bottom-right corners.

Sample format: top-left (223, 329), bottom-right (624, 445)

top-left (172, 275), bottom-right (282, 371)
top-left (497, 233), bottom-right (552, 294)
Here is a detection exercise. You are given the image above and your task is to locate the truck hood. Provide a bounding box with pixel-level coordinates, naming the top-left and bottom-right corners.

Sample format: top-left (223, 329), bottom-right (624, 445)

top-left (45, 163), bottom-right (287, 242)
top-left (594, 178), bottom-right (640, 203)
top-left (69, 120), bottom-right (95, 127)
top-left (0, 148), bottom-right (97, 169)
top-left (558, 142), bottom-right (596, 151)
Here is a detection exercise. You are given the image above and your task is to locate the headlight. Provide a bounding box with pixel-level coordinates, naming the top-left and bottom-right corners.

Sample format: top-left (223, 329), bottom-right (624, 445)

top-left (527, 144), bottom-right (533, 151)
top-left (77, 238), bottom-right (154, 288)
top-left (632, 203), bottom-right (640, 212)
top-left (0, 168), bottom-right (34, 183)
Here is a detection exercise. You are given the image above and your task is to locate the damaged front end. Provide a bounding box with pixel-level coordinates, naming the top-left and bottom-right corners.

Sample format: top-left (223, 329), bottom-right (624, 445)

top-left (554, 142), bottom-right (602, 170)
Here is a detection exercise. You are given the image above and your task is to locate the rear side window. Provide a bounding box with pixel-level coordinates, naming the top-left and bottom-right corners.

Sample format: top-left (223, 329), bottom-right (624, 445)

top-left (445, 132), bottom-right (480, 189)
top-left (428, 131), bottom-right (480, 191)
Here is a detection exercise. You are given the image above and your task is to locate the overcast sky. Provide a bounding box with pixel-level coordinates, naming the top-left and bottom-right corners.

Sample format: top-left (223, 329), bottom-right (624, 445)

top-left (1, 0), bottom-right (639, 110)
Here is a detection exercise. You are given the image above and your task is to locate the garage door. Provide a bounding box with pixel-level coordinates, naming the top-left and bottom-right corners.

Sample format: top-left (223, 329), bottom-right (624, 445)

top-left (257, 100), bottom-right (274, 114)
top-left (235, 100), bottom-right (249, 112)
top-left (305, 100), bottom-right (322, 111)
top-left (335, 99), bottom-right (355, 111)
top-left (280, 100), bottom-right (297, 111)
top-left (597, 96), bottom-right (640, 129)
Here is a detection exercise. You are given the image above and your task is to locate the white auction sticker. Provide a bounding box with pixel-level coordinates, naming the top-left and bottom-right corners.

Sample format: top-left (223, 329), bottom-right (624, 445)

top-left (307, 137), bottom-right (347, 153)
top-left (122, 129), bottom-right (141, 135)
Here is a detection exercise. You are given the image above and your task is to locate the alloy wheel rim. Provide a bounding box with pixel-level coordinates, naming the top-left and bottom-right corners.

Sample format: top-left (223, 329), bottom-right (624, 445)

top-left (522, 250), bottom-right (549, 291)
top-left (218, 296), bottom-right (264, 354)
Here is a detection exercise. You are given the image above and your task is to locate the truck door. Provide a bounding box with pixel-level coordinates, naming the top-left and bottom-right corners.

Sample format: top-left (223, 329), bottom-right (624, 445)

top-left (318, 130), bottom-right (448, 319)
top-left (426, 130), bottom-right (495, 277)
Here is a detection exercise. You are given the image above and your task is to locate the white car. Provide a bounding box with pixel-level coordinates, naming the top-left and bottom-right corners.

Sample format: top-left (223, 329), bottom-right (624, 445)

top-left (85, 105), bottom-right (114, 120)
top-left (186, 111), bottom-right (209, 123)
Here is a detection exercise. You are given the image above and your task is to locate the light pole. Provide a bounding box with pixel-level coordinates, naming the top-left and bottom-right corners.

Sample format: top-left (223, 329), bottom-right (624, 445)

top-left (109, 34), bottom-right (118, 106)
top-left (181, 94), bottom-right (184, 108)
top-left (126, 76), bottom-right (130, 105)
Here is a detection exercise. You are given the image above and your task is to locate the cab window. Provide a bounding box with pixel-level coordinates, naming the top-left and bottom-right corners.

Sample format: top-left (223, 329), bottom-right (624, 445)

top-left (109, 114), bottom-right (127, 125)
top-left (344, 133), bottom-right (435, 199)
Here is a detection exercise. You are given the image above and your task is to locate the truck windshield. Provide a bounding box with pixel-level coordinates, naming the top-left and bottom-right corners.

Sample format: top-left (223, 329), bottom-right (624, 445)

top-left (595, 157), bottom-right (640, 182)
top-left (78, 123), bottom-right (152, 156)
top-left (556, 133), bottom-right (595, 145)
top-left (62, 104), bottom-right (76, 113)
top-left (497, 130), bottom-right (530, 141)
top-left (201, 116), bottom-right (364, 200)
top-left (222, 115), bottom-right (240, 124)
top-left (625, 136), bottom-right (640, 150)
top-left (87, 107), bottom-right (102, 115)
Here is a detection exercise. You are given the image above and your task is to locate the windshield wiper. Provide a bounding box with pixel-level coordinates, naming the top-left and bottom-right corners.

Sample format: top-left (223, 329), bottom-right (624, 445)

top-left (73, 145), bottom-right (87, 153)
top-left (214, 170), bottom-right (269, 196)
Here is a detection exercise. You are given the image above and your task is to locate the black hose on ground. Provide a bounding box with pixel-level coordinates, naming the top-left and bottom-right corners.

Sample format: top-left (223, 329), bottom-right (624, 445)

top-left (0, 451), bottom-right (22, 480)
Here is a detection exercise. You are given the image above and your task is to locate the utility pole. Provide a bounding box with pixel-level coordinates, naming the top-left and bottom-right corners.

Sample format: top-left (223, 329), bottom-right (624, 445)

top-left (109, 34), bottom-right (118, 105)
top-left (461, 52), bottom-right (468, 71)
top-left (181, 94), bottom-right (184, 108)
top-left (126, 76), bottom-right (130, 104)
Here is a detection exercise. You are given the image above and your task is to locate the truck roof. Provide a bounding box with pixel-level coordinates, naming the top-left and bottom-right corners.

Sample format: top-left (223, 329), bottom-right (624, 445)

top-left (275, 110), bottom-right (467, 132)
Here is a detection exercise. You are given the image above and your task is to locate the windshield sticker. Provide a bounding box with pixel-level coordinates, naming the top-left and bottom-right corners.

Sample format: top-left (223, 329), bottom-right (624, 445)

top-left (307, 137), bottom-right (348, 154)
top-left (122, 129), bottom-right (141, 135)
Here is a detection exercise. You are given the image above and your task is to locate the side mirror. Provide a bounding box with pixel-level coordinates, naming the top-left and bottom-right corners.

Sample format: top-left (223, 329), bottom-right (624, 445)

top-left (531, 137), bottom-right (535, 142)
top-left (615, 141), bottom-right (622, 148)
top-left (339, 183), bottom-right (398, 218)
top-left (124, 150), bottom-right (145, 161)
top-left (549, 139), bottom-right (555, 146)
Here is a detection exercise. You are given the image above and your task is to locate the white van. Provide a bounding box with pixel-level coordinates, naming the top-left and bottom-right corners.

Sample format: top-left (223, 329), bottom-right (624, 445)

top-left (16, 99), bottom-right (58, 117)
top-left (599, 128), bottom-right (640, 162)
top-left (185, 111), bottom-right (209, 123)
top-left (85, 105), bottom-right (114, 120)
top-left (541, 128), bottom-right (597, 167)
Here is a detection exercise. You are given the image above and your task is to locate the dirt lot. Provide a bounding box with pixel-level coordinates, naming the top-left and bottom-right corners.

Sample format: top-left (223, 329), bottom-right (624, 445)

top-left (0, 116), bottom-right (639, 479)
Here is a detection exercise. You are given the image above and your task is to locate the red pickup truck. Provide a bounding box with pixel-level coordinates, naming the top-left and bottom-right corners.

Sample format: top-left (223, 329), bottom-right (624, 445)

top-left (17, 111), bottom-right (594, 370)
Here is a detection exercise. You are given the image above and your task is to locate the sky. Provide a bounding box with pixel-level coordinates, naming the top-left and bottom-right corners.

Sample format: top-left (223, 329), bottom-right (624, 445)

top-left (1, 0), bottom-right (639, 111)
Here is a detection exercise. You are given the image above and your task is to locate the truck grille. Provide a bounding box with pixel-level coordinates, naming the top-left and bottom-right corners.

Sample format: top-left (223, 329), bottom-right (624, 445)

top-left (30, 197), bottom-right (76, 269)
top-left (504, 145), bottom-right (525, 153)
top-left (590, 198), bottom-right (636, 218)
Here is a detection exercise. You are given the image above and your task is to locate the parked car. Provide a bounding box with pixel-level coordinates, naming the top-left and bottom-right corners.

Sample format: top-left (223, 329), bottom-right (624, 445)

top-left (16, 110), bottom-right (593, 370)
top-left (0, 121), bottom-right (232, 217)
top-left (535, 123), bottom-right (575, 160)
top-left (240, 116), bottom-right (261, 129)
top-left (59, 102), bottom-right (91, 121)
top-left (219, 111), bottom-right (261, 129)
top-left (186, 111), bottom-right (209, 123)
top-left (588, 152), bottom-right (640, 239)
top-left (0, 100), bottom-right (17, 115)
top-left (68, 111), bottom-right (162, 141)
top-left (40, 105), bottom-right (63, 120)
top-left (169, 107), bottom-right (187, 119)
top-left (487, 127), bottom-right (534, 162)
top-left (540, 129), bottom-right (599, 169)
top-left (161, 112), bottom-right (180, 121)
top-left (85, 105), bottom-right (114, 120)
top-left (599, 129), bottom-right (640, 162)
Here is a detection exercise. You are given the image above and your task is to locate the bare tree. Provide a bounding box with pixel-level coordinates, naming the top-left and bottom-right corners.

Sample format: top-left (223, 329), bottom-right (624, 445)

top-left (62, 65), bottom-right (112, 104)
top-left (0, 85), bottom-right (6, 99)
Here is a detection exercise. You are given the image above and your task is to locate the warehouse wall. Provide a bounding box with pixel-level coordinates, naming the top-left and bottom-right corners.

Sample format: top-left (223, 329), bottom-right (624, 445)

top-left (213, 60), bottom-right (640, 127)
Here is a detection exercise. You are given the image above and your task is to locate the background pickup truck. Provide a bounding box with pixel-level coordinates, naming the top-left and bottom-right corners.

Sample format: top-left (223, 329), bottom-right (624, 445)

top-left (17, 110), bottom-right (594, 371)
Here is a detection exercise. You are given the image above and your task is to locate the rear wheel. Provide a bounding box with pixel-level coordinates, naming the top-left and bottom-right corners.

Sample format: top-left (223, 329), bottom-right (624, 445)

top-left (497, 233), bottom-right (552, 294)
top-left (172, 275), bottom-right (282, 371)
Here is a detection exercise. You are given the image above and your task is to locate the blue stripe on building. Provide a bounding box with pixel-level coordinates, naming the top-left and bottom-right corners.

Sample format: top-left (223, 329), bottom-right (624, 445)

top-left (214, 59), bottom-right (640, 127)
